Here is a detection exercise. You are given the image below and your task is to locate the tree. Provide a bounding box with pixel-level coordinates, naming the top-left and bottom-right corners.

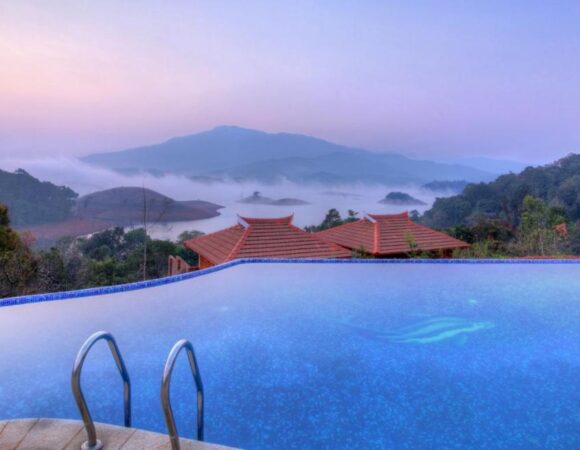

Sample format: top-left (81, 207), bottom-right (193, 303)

top-left (175, 230), bottom-right (205, 266)
top-left (35, 248), bottom-right (70, 292)
top-left (517, 196), bottom-right (566, 256)
top-left (345, 210), bottom-right (359, 223)
top-left (0, 204), bottom-right (36, 297)
top-left (177, 230), bottom-right (205, 242)
top-left (421, 154), bottom-right (580, 229)
top-left (305, 208), bottom-right (348, 232)
top-left (404, 232), bottom-right (418, 253)
top-left (319, 208), bottom-right (343, 229)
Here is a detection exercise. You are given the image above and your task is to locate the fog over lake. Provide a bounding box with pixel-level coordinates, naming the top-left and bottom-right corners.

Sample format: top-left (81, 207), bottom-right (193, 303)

top-left (1, 157), bottom-right (444, 239)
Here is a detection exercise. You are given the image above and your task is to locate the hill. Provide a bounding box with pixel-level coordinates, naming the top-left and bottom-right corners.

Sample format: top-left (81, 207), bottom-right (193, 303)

top-left (379, 192), bottom-right (426, 206)
top-left (82, 126), bottom-right (495, 185)
top-left (237, 191), bottom-right (308, 206)
top-left (422, 154), bottom-right (580, 228)
top-left (75, 187), bottom-right (222, 223)
top-left (0, 169), bottom-right (78, 226)
top-left (421, 180), bottom-right (468, 194)
top-left (21, 187), bottom-right (222, 247)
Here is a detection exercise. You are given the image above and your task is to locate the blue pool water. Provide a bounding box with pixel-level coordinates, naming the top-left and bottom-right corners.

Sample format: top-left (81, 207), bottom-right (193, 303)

top-left (0, 261), bottom-right (579, 449)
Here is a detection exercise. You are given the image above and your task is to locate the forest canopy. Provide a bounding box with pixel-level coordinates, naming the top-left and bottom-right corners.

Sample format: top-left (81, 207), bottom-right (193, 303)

top-left (422, 154), bottom-right (580, 229)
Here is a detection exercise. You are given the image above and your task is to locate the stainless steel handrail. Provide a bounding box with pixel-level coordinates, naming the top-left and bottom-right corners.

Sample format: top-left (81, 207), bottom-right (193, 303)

top-left (71, 331), bottom-right (131, 450)
top-left (161, 339), bottom-right (204, 449)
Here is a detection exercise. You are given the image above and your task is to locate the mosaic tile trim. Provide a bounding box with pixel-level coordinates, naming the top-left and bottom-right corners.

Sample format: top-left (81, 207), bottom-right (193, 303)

top-left (1, 258), bottom-right (578, 308)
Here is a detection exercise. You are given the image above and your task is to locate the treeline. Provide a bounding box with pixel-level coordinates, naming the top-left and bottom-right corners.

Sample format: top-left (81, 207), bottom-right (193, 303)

top-left (0, 204), bottom-right (201, 298)
top-left (305, 208), bottom-right (359, 232)
top-left (0, 169), bottom-right (77, 226)
top-left (445, 195), bottom-right (579, 258)
top-left (420, 154), bottom-right (580, 258)
top-left (422, 154), bottom-right (580, 228)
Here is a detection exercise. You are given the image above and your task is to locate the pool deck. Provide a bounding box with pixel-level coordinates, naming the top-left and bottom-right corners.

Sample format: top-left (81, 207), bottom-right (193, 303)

top-left (0, 418), bottom-right (238, 450)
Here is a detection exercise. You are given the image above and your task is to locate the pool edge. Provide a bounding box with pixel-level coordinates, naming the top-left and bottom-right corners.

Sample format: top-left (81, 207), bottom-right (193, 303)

top-left (1, 258), bottom-right (578, 308)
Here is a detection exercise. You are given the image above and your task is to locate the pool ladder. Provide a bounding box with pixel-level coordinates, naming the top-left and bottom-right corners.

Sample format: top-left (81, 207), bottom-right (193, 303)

top-left (71, 331), bottom-right (204, 450)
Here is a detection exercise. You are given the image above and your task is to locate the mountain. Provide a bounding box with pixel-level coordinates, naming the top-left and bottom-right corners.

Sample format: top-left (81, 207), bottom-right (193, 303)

top-left (211, 151), bottom-right (495, 185)
top-left (82, 126), bottom-right (495, 185)
top-left (83, 126), bottom-right (349, 174)
top-left (421, 180), bottom-right (469, 194)
top-left (437, 157), bottom-right (529, 175)
top-left (0, 168), bottom-right (78, 226)
top-left (422, 154), bottom-right (580, 228)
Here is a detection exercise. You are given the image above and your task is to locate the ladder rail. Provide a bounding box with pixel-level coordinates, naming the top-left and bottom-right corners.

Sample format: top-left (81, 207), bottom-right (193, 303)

top-left (161, 339), bottom-right (204, 449)
top-left (71, 331), bottom-right (131, 450)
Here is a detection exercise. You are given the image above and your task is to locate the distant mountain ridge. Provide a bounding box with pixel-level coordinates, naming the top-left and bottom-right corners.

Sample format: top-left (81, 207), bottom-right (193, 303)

top-left (82, 126), bottom-right (496, 185)
top-left (436, 156), bottom-right (529, 175)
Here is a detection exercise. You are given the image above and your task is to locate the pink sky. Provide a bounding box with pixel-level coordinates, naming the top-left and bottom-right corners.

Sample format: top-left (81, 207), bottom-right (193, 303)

top-left (1, 1), bottom-right (580, 163)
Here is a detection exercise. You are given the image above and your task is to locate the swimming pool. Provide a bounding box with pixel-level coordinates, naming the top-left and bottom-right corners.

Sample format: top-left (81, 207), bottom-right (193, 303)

top-left (0, 260), bottom-right (579, 449)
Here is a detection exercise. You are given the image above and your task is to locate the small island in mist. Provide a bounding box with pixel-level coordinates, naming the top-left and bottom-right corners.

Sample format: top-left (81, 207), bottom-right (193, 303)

top-left (237, 191), bottom-right (309, 206)
top-left (379, 192), bottom-right (427, 206)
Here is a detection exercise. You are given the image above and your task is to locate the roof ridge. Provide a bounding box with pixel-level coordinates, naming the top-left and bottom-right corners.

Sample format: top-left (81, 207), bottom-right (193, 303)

top-left (289, 223), bottom-right (347, 252)
top-left (316, 219), bottom-right (361, 234)
top-left (184, 224), bottom-right (245, 265)
top-left (240, 214), bottom-right (294, 224)
top-left (369, 211), bottom-right (409, 220)
top-left (184, 224), bottom-right (240, 244)
top-left (226, 224), bottom-right (252, 261)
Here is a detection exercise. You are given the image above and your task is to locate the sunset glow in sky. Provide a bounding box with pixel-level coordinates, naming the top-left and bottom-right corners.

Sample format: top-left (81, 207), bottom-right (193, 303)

top-left (1, 1), bottom-right (580, 162)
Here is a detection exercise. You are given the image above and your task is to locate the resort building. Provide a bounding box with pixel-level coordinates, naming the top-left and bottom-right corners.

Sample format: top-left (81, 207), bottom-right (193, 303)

top-left (316, 212), bottom-right (469, 257)
top-left (167, 254), bottom-right (194, 275)
top-left (182, 215), bottom-right (351, 269)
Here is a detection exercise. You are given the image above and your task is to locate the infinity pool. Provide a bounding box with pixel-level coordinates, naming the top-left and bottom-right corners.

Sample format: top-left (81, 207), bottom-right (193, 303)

top-left (0, 261), bottom-right (579, 449)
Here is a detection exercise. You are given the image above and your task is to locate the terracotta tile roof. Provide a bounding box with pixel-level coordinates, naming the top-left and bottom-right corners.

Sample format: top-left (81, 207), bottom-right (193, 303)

top-left (184, 215), bottom-right (350, 264)
top-left (316, 212), bottom-right (470, 256)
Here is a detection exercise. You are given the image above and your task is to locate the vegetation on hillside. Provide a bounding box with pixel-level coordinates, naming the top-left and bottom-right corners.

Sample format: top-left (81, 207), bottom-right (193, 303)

top-left (445, 195), bottom-right (578, 257)
top-left (421, 180), bottom-right (468, 193)
top-left (418, 154), bottom-right (580, 257)
top-left (0, 169), bottom-right (77, 226)
top-left (0, 203), bottom-right (203, 298)
top-left (422, 154), bottom-right (580, 229)
top-left (0, 204), bottom-right (36, 296)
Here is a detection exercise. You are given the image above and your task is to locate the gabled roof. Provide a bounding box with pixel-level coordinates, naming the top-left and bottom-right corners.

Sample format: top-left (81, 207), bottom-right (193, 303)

top-left (316, 212), bottom-right (469, 255)
top-left (184, 215), bottom-right (350, 265)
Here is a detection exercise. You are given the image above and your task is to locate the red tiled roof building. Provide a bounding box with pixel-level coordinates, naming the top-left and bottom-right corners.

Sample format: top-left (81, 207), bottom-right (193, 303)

top-left (184, 215), bottom-right (351, 268)
top-left (316, 212), bottom-right (469, 257)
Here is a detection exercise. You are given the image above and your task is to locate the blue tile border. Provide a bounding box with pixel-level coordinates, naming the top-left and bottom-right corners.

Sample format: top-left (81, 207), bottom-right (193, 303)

top-left (1, 258), bottom-right (578, 308)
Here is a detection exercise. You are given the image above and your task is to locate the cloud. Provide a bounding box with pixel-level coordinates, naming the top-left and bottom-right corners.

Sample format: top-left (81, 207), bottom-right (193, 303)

top-left (0, 157), bottom-right (440, 235)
